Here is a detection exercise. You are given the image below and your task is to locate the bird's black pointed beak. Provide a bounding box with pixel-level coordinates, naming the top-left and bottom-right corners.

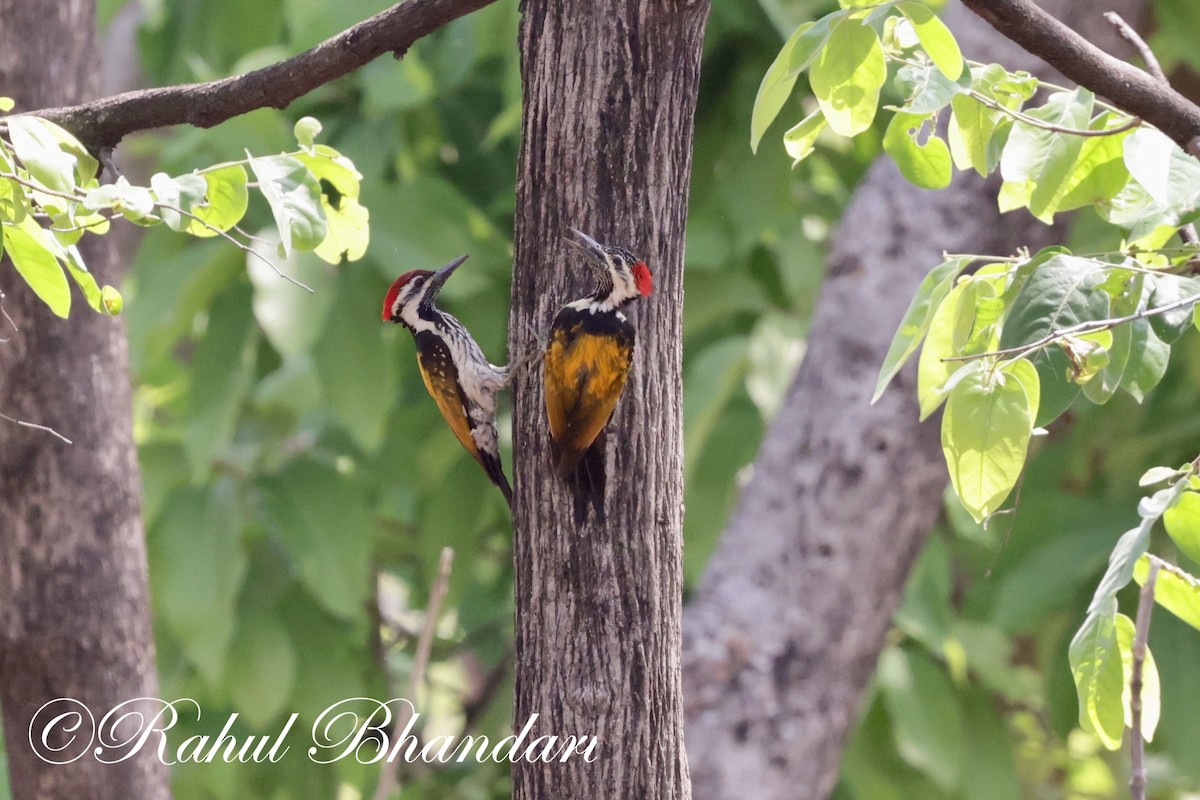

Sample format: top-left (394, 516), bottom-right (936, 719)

top-left (565, 228), bottom-right (607, 272)
top-left (428, 254), bottom-right (469, 297)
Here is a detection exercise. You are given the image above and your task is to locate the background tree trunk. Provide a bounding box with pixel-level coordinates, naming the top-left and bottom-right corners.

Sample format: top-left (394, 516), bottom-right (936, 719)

top-left (680, 2), bottom-right (1144, 798)
top-left (0, 2), bottom-right (170, 798)
top-left (508, 0), bottom-right (709, 797)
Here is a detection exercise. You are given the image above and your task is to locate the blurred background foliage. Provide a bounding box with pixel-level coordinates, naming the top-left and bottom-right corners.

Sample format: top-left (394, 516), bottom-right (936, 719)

top-left (3, 0), bottom-right (1200, 798)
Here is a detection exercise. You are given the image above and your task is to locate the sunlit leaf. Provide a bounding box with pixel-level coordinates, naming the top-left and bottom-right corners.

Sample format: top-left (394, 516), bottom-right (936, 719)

top-left (186, 165), bottom-right (249, 237)
top-left (874, 257), bottom-right (966, 403)
top-left (248, 154), bottom-right (327, 255)
top-left (941, 362), bottom-right (1033, 522)
top-left (883, 111), bottom-right (952, 189)
top-left (1069, 602), bottom-right (1125, 750)
top-left (1134, 557), bottom-right (1200, 631)
top-left (2, 216), bottom-right (70, 317)
top-left (1115, 612), bottom-right (1160, 742)
top-left (810, 17), bottom-right (886, 137)
top-left (897, 2), bottom-right (963, 80)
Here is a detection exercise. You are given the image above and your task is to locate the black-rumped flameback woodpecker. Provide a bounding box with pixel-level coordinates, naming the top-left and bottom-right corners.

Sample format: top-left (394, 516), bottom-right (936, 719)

top-left (383, 255), bottom-right (514, 506)
top-left (544, 228), bottom-right (653, 525)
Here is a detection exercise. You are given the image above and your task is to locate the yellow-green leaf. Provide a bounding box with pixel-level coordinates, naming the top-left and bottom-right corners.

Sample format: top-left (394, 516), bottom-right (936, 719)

top-left (782, 109), bottom-right (827, 165)
top-left (810, 18), bottom-right (886, 137)
top-left (883, 112), bottom-right (952, 189)
top-left (898, 2), bottom-right (963, 80)
top-left (295, 146), bottom-right (370, 264)
top-left (1114, 612), bottom-right (1160, 742)
top-left (1163, 491), bottom-right (1200, 565)
top-left (186, 165), bottom-right (249, 237)
top-left (1134, 556), bottom-right (1200, 631)
top-left (750, 22), bottom-right (814, 153)
top-left (941, 364), bottom-right (1033, 522)
top-left (2, 216), bottom-right (70, 317)
top-left (1068, 604), bottom-right (1125, 750)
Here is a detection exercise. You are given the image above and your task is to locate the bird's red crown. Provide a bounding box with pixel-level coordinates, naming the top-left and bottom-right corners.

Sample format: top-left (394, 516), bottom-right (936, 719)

top-left (382, 270), bottom-right (431, 321)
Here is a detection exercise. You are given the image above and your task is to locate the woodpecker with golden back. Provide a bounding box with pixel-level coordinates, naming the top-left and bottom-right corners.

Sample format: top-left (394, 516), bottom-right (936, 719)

top-left (544, 228), bottom-right (653, 525)
top-left (382, 255), bottom-right (517, 506)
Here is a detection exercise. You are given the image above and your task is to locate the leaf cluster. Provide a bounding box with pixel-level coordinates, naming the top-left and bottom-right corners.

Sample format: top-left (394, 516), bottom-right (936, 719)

top-left (0, 106), bottom-right (368, 318)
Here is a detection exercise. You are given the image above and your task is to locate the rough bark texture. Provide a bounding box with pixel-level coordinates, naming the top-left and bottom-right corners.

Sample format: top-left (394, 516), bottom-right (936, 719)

top-left (0, 3), bottom-right (170, 798)
top-left (681, 3), bottom-right (1143, 799)
top-left (508, 0), bottom-right (709, 798)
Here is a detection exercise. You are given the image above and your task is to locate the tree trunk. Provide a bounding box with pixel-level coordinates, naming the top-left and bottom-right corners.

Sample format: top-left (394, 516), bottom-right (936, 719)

top-left (508, 0), bottom-right (709, 797)
top-left (0, 3), bottom-right (169, 799)
top-left (680, 2), bottom-right (1144, 798)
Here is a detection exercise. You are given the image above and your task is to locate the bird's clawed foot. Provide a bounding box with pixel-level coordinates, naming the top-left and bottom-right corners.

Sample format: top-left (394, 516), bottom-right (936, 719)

top-left (504, 323), bottom-right (548, 382)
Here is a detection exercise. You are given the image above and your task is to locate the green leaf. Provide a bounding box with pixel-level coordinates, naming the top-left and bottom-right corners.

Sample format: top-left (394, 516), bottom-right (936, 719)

top-left (883, 112), bottom-right (952, 189)
top-left (1141, 466), bottom-right (1181, 487)
top-left (59, 243), bottom-right (103, 313)
top-left (227, 609), bottom-right (297, 730)
top-left (1068, 602), bottom-right (1125, 750)
top-left (874, 257), bottom-right (966, 403)
top-left (877, 646), bottom-right (964, 790)
top-left (941, 362), bottom-right (1034, 522)
top-left (1122, 318), bottom-right (1169, 402)
top-left (892, 62), bottom-right (970, 115)
top-left (247, 243), bottom-right (336, 359)
top-left (184, 283), bottom-right (258, 477)
top-left (0, 97), bottom-right (13, 112)
top-left (948, 95), bottom-right (1003, 176)
top-left (1135, 557), bottom-right (1200, 631)
top-left (6, 116), bottom-right (97, 193)
top-left (260, 461), bottom-right (374, 620)
top-left (2, 216), bottom-right (70, 317)
top-left (1056, 114), bottom-right (1136, 212)
top-left (150, 172), bottom-right (208, 232)
top-left (150, 483), bottom-right (247, 687)
top-left (751, 22), bottom-right (815, 153)
top-left (782, 109), bottom-right (827, 165)
top-left (897, 2), bottom-right (963, 80)
top-left (294, 146), bottom-right (370, 264)
top-left (997, 254), bottom-right (1112, 425)
top-left (999, 88), bottom-right (1095, 222)
top-left (248, 154), bottom-right (327, 255)
top-left (1115, 612), bottom-right (1160, 742)
top-left (1164, 492), bottom-right (1200, 564)
top-left (787, 14), bottom-right (840, 73)
top-left (1089, 524), bottom-right (1152, 614)
top-left (1082, 270), bottom-right (1139, 404)
top-left (916, 280), bottom-right (971, 419)
top-left (810, 17), bottom-right (886, 137)
top-left (186, 165), bottom-right (249, 237)
top-left (1147, 274), bottom-right (1200, 344)
top-left (312, 268), bottom-right (399, 453)
top-left (294, 115), bottom-right (322, 147)
top-left (1003, 357), bottom-right (1040, 426)
top-left (1124, 127), bottom-right (1200, 210)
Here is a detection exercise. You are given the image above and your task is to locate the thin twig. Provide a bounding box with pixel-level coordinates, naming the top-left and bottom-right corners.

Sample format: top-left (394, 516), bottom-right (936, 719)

top-left (1104, 13), bottom-right (1167, 84)
top-left (1104, 12), bottom-right (1200, 259)
top-left (969, 89), bottom-right (1141, 137)
top-left (372, 547), bottom-right (455, 800)
top-left (941, 280), bottom-right (1200, 364)
top-left (1129, 555), bottom-right (1160, 800)
top-left (155, 201), bottom-right (314, 293)
top-left (2, 170), bottom-right (313, 293)
top-left (0, 412), bottom-right (72, 444)
top-left (0, 290), bottom-right (15, 341)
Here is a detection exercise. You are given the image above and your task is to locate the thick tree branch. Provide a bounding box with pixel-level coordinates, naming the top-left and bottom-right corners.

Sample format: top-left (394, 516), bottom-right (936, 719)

top-left (18, 0), bottom-right (496, 153)
top-left (960, 0), bottom-right (1200, 157)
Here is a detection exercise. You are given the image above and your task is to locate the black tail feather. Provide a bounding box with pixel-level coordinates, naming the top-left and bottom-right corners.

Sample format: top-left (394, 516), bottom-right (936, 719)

top-left (569, 432), bottom-right (607, 526)
top-left (480, 450), bottom-right (513, 508)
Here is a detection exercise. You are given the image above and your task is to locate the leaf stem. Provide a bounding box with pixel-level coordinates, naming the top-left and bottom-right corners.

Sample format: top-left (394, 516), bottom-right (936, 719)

top-left (1129, 555), bottom-right (1160, 800)
top-left (372, 547), bottom-right (455, 800)
top-left (941, 282), bottom-right (1200, 364)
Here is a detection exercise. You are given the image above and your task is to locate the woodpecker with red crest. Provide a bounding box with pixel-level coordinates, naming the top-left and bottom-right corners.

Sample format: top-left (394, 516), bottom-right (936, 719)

top-left (544, 228), bottom-right (653, 525)
top-left (383, 255), bottom-right (515, 506)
